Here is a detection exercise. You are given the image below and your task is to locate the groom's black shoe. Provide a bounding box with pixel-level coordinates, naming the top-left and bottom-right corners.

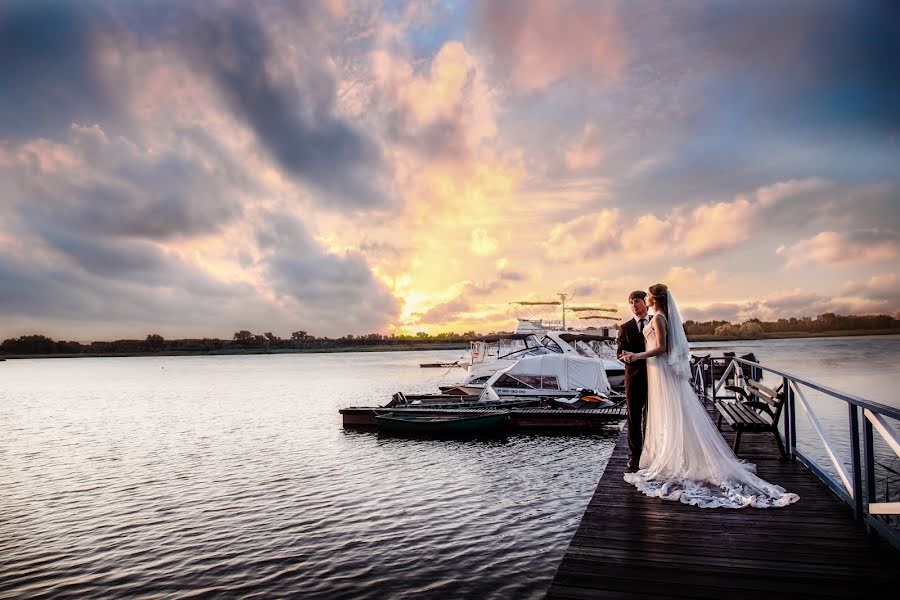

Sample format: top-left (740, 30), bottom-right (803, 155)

top-left (625, 459), bottom-right (639, 473)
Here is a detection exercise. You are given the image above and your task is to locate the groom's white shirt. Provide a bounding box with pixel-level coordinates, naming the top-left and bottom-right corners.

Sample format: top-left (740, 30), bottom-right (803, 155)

top-left (633, 312), bottom-right (653, 329)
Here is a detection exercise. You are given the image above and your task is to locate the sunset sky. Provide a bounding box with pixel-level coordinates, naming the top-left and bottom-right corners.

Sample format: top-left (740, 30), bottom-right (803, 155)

top-left (1, 0), bottom-right (898, 340)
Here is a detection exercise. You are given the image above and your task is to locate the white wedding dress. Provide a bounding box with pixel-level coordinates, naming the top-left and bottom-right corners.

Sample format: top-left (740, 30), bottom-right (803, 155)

top-left (623, 296), bottom-right (799, 509)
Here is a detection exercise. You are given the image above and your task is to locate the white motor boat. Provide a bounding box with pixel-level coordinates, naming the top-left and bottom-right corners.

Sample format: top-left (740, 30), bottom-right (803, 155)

top-left (439, 321), bottom-right (626, 394)
top-left (478, 352), bottom-right (613, 400)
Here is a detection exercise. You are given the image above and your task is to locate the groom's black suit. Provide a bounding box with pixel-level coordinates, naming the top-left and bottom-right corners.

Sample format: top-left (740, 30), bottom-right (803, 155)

top-left (617, 316), bottom-right (649, 469)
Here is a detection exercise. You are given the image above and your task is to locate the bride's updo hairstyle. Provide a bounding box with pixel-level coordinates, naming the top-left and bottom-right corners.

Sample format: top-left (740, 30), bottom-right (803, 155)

top-left (649, 283), bottom-right (669, 317)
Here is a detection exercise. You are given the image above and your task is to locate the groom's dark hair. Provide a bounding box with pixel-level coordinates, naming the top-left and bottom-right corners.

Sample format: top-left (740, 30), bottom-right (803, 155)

top-left (628, 290), bottom-right (647, 302)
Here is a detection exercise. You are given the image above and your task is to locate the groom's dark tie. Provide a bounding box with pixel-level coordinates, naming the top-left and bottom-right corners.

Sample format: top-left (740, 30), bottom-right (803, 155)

top-left (638, 317), bottom-right (646, 331)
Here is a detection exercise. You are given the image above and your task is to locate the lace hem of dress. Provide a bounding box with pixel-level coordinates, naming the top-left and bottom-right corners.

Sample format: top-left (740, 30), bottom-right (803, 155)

top-left (623, 471), bottom-right (800, 509)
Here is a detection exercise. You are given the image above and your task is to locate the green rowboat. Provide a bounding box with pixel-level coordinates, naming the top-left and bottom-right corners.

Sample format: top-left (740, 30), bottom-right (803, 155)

top-left (374, 411), bottom-right (510, 435)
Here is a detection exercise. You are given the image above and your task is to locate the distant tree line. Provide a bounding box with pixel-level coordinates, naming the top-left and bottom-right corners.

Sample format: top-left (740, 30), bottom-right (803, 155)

top-left (0, 330), bottom-right (480, 356)
top-left (1, 313), bottom-right (898, 356)
top-left (683, 312), bottom-right (900, 337)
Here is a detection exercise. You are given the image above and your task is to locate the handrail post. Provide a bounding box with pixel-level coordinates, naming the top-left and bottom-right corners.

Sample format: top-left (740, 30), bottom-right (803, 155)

top-left (784, 377), bottom-right (796, 459)
top-left (849, 404), bottom-right (863, 520)
top-left (709, 357), bottom-right (716, 405)
top-left (863, 417), bottom-right (876, 533)
top-left (782, 376), bottom-right (790, 453)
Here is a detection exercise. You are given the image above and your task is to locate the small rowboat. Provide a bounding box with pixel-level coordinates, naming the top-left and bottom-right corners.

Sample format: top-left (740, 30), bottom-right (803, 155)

top-left (375, 411), bottom-right (510, 434)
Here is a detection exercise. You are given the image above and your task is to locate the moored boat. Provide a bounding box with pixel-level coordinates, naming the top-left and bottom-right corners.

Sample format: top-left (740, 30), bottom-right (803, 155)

top-left (442, 327), bottom-right (626, 394)
top-left (375, 411), bottom-right (510, 434)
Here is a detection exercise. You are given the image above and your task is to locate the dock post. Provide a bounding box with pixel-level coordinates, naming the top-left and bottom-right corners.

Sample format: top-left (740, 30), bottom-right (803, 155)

top-left (849, 404), bottom-right (863, 520)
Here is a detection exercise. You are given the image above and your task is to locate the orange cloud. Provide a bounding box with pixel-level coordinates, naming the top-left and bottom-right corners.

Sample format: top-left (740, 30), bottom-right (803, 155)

top-left (621, 178), bottom-right (834, 259)
top-left (470, 228), bottom-right (498, 255)
top-left (777, 230), bottom-right (900, 267)
top-left (545, 209), bottom-right (622, 260)
top-left (620, 213), bottom-right (671, 259)
top-left (662, 267), bottom-right (721, 301)
top-left (372, 40), bottom-right (497, 156)
top-left (681, 196), bottom-right (757, 257)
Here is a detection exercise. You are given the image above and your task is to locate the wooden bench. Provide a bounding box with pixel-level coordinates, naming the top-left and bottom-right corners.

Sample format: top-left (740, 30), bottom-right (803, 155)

top-left (717, 379), bottom-right (787, 459)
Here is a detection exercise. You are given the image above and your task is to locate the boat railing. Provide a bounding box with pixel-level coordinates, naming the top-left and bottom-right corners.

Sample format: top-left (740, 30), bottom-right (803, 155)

top-left (693, 355), bottom-right (900, 549)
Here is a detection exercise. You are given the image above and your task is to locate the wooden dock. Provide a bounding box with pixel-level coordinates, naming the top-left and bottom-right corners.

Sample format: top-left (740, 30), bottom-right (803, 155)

top-left (547, 398), bottom-right (900, 598)
top-left (340, 405), bottom-right (625, 429)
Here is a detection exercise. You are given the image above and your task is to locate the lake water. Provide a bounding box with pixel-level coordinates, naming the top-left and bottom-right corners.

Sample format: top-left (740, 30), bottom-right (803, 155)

top-left (1, 335), bottom-right (898, 598)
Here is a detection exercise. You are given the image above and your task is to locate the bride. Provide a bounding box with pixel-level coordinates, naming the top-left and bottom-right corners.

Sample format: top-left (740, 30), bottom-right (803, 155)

top-left (620, 283), bottom-right (799, 509)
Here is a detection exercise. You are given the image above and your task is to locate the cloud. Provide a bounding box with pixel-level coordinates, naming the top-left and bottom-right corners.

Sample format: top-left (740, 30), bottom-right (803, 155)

top-left (175, 4), bottom-right (388, 209)
top-left (843, 274), bottom-right (900, 304)
top-left (755, 178), bottom-right (833, 207)
top-left (0, 2), bottom-right (120, 139)
top-left (564, 277), bottom-right (606, 299)
top-left (560, 275), bottom-right (643, 318)
top-left (358, 241), bottom-right (411, 263)
top-left (416, 297), bottom-right (472, 325)
top-left (758, 289), bottom-right (829, 313)
top-left (10, 124), bottom-right (243, 242)
top-left (662, 267), bottom-right (720, 300)
top-left (0, 246), bottom-right (259, 337)
top-left (565, 122), bottom-right (603, 170)
top-left (413, 279), bottom-right (511, 325)
top-left (681, 302), bottom-right (745, 323)
top-left (0, 122), bottom-right (252, 296)
top-left (2, 2), bottom-right (897, 340)
top-left (545, 209), bottom-right (622, 260)
top-left (777, 230), bottom-right (900, 267)
top-left (618, 177), bottom-right (837, 260)
top-left (0, 122), bottom-right (399, 337)
top-left (861, 274), bottom-right (900, 302)
top-left (372, 40), bottom-right (497, 161)
top-left (0, 1), bottom-right (390, 210)
top-left (546, 178), bottom-right (835, 263)
top-left (681, 283), bottom-right (900, 323)
top-left (257, 213), bottom-right (400, 332)
top-left (499, 270), bottom-right (527, 282)
top-left (620, 214), bottom-right (671, 260)
top-left (468, 280), bottom-right (507, 296)
top-left (681, 196), bottom-right (757, 258)
top-left (688, 1), bottom-right (900, 133)
top-left (470, 228), bottom-right (498, 255)
top-left (472, 0), bottom-right (626, 91)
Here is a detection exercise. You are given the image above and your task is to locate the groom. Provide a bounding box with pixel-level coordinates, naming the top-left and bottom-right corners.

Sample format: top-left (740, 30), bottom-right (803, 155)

top-left (617, 290), bottom-right (650, 473)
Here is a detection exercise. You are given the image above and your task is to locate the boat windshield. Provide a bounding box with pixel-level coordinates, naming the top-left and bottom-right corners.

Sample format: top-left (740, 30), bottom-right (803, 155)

top-left (542, 337), bottom-right (564, 354)
top-left (469, 334), bottom-right (550, 365)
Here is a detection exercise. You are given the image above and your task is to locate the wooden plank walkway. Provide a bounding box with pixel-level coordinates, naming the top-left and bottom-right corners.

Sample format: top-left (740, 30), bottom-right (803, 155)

top-left (547, 397), bottom-right (900, 599)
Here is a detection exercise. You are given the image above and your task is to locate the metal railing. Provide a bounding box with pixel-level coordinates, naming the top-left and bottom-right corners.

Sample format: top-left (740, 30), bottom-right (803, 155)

top-left (693, 355), bottom-right (900, 549)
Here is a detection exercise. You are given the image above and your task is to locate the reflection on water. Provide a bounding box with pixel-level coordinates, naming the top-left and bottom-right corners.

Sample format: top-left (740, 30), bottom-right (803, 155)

top-left (0, 353), bottom-right (617, 599)
top-left (0, 335), bottom-right (897, 598)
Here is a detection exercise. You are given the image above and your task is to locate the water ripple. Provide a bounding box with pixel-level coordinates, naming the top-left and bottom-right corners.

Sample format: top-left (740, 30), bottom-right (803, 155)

top-left (1, 352), bottom-right (623, 598)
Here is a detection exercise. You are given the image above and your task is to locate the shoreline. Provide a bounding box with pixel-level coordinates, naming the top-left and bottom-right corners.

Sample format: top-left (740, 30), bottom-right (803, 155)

top-left (0, 342), bottom-right (470, 360)
top-left (1, 330), bottom-right (898, 360)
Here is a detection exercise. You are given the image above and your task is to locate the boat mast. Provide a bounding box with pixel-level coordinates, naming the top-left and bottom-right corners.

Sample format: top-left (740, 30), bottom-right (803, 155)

top-left (558, 293), bottom-right (568, 330)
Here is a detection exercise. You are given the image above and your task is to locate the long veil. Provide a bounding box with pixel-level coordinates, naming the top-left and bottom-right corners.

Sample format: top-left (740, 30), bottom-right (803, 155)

top-left (666, 291), bottom-right (692, 380)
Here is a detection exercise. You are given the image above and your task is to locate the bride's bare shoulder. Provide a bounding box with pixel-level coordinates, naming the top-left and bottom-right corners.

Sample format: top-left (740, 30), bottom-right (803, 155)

top-left (653, 313), bottom-right (668, 325)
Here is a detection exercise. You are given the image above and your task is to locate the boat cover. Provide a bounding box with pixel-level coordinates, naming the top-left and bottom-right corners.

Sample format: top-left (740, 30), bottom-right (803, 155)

top-left (484, 353), bottom-right (611, 394)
